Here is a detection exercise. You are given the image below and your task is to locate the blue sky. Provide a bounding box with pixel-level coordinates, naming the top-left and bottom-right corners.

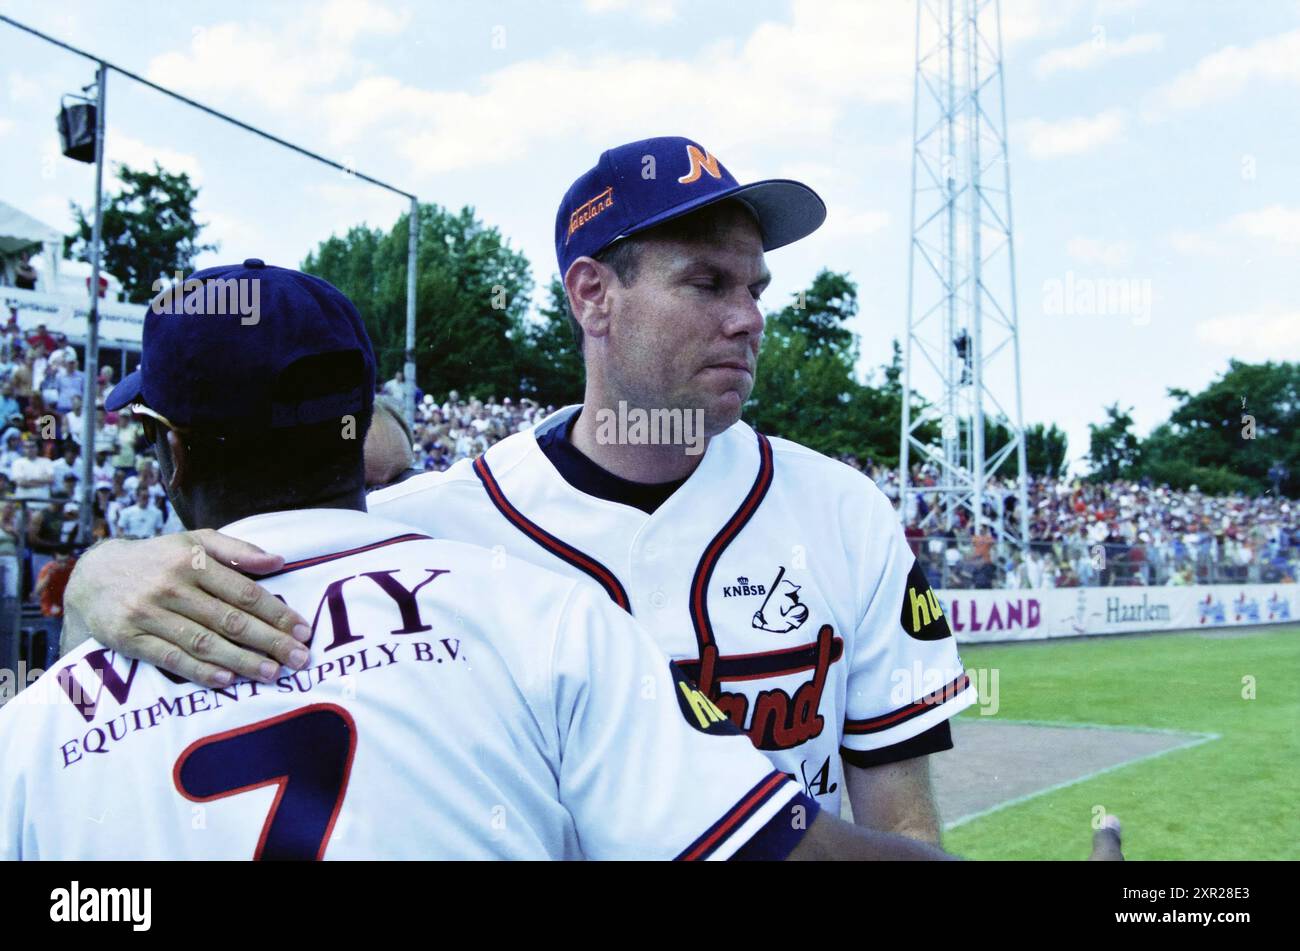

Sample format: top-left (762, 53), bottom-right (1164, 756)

top-left (2, 0), bottom-right (1297, 471)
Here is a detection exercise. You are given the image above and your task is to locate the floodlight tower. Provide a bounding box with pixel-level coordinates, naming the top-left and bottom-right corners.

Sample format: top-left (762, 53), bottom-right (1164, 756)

top-left (899, 0), bottom-right (1030, 547)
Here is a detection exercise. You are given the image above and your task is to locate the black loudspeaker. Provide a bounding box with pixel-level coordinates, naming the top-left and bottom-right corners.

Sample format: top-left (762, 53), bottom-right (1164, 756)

top-left (57, 99), bottom-right (97, 163)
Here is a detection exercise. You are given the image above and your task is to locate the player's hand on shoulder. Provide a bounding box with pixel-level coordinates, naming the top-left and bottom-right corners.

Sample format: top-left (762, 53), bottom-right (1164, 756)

top-left (63, 530), bottom-right (312, 688)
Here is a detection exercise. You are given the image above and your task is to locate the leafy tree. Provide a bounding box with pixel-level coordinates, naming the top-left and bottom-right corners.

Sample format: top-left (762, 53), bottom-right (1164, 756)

top-left (1087, 403), bottom-right (1143, 481)
top-left (1136, 360), bottom-right (1300, 496)
top-left (517, 275), bottom-right (584, 405)
top-left (66, 162), bottom-right (217, 303)
top-left (747, 271), bottom-right (861, 456)
top-left (303, 204), bottom-right (533, 400)
top-left (1025, 422), bottom-right (1068, 478)
top-left (787, 269), bottom-right (857, 355)
top-left (747, 272), bottom-right (928, 466)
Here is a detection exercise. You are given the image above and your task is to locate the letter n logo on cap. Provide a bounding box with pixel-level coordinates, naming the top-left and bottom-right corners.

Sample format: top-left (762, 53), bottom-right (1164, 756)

top-left (678, 144), bottom-right (722, 184)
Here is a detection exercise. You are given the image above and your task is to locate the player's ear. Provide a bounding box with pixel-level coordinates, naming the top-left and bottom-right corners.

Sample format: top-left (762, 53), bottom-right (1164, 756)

top-left (564, 258), bottom-right (614, 342)
top-left (163, 430), bottom-right (188, 492)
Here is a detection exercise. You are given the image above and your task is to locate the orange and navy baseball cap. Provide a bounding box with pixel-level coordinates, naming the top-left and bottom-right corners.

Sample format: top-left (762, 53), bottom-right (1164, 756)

top-left (105, 259), bottom-right (375, 433)
top-left (555, 135), bottom-right (826, 278)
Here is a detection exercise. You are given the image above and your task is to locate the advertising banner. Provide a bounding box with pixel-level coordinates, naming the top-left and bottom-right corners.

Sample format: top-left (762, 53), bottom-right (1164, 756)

top-left (3, 286), bottom-right (142, 347)
top-left (937, 584), bottom-right (1299, 644)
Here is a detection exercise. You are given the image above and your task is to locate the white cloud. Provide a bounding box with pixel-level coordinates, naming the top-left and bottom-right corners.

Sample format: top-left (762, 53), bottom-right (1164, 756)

top-left (583, 0), bottom-right (678, 24)
top-left (0, 117), bottom-right (14, 137)
top-left (999, 0), bottom-right (1076, 46)
top-left (1195, 313), bottom-right (1300, 358)
top-left (1169, 204), bottom-right (1300, 261)
top-left (197, 210), bottom-right (260, 261)
top-left (1168, 230), bottom-right (1227, 257)
top-left (145, 1), bottom-right (409, 111)
top-left (1019, 110), bottom-right (1125, 159)
top-left (1066, 236), bottom-right (1134, 268)
top-left (1034, 32), bottom-right (1163, 77)
top-left (820, 208), bottom-right (890, 241)
top-left (317, 0), bottom-right (411, 43)
top-left (317, 0), bottom-right (1068, 179)
top-left (105, 134), bottom-right (204, 186)
top-left (1228, 205), bottom-right (1300, 247)
top-left (1151, 28), bottom-right (1300, 110)
top-left (6, 70), bottom-right (43, 103)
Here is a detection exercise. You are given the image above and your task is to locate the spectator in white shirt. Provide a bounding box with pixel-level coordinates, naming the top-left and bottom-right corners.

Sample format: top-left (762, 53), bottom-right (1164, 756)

top-left (97, 365), bottom-right (115, 407)
top-left (0, 429), bottom-right (22, 478)
top-left (93, 448), bottom-right (114, 487)
top-left (51, 442), bottom-right (80, 489)
top-left (124, 458), bottom-right (167, 506)
top-left (93, 407), bottom-right (116, 456)
top-left (63, 393), bottom-right (86, 447)
top-left (115, 486), bottom-right (163, 539)
top-left (10, 439), bottom-right (54, 500)
top-left (382, 369), bottom-right (405, 402)
top-left (56, 353), bottom-right (85, 415)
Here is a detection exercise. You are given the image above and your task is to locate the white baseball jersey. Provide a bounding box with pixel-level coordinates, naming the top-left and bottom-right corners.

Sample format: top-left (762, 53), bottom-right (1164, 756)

top-left (0, 508), bottom-right (800, 860)
top-left (370, 407), bottom-right (977, 814)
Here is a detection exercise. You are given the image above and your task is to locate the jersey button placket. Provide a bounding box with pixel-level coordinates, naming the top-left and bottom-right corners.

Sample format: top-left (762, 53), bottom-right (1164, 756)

top-left (649, 589), bottom-right (667, 610)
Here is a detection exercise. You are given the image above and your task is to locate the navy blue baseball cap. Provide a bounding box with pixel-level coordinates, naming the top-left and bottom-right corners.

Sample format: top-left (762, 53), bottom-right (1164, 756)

top-left (105, 259), bottom-right (375, 431)
top-left (555, 135), bottom-right (826, 278)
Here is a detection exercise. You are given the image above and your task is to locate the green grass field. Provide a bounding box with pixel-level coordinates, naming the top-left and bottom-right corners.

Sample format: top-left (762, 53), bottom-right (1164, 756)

top-left (945, 625), bottom-right (1300, 860)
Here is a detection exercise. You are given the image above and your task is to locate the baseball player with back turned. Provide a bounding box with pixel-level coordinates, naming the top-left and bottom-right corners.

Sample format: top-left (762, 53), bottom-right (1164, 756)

top-left (2, 261), bottom-right (973, 860)
top-left (61, 138), bottom-right (1121, 856)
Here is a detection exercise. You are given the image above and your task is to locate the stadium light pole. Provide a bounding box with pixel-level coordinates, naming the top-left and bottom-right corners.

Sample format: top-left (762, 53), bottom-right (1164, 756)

top-left (76, 64), bottom-right (107, 545)
top-left (406, 198), bottom-right (419, 429)
top-left (1, 14), bottom-right (422, 516)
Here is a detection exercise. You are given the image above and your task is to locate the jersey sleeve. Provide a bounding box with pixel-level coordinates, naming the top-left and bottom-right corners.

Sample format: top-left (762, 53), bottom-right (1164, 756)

top-left (549, 584), bottom-right (802, 861)
top-left (841, 488), bottom-right (977, 755)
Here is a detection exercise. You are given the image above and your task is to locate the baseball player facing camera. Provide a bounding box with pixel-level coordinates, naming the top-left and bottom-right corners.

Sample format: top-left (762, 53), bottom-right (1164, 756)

top-left (0, 260), bottom-right (979, 860)
top-left (55, 139), bottom-right (1121, 861)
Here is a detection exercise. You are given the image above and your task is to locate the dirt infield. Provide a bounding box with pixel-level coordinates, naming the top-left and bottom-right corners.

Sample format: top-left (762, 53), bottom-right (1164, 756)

top-left (841, 719), bottom-right (1217, 828)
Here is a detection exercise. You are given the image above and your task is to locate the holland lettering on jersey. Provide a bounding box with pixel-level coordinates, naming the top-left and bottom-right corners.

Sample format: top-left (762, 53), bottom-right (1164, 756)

top-left (693, 623), bottom-right (840, 751)
top-left (50, 881), bottom-right (151, 931)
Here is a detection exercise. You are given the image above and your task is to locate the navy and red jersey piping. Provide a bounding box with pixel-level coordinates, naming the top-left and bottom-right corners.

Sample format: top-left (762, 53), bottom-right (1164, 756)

top-left (843, 672), bottom-right (970, 735)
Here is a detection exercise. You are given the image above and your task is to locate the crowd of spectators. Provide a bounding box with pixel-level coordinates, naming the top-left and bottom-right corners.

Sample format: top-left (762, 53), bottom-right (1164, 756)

top-left (375, 371), bottom-right (559, 472)
top-left (858, 461), bottom-right (1300, 589)
top-left (3, 356), bottom-right (1292, 605)
top-left (387, 382), bottom-right (1298, 591)
top-left (0, 326), bottom-right (179, 621)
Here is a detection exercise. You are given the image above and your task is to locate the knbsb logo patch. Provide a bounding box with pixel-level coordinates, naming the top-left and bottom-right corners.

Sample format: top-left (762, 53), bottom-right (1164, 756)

top-left (901, 561), bottom-right (951, 640)
top-left (751, 566), bottom-right (809, 634)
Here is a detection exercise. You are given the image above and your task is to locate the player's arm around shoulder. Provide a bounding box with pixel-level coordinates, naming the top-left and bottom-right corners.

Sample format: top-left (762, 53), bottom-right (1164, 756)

top-left (544, 582), bottom-right (953, 861)
top-left (60, 531), bottom-right (313, 687)
top-left (828, 458), bottom-right (959, 843)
